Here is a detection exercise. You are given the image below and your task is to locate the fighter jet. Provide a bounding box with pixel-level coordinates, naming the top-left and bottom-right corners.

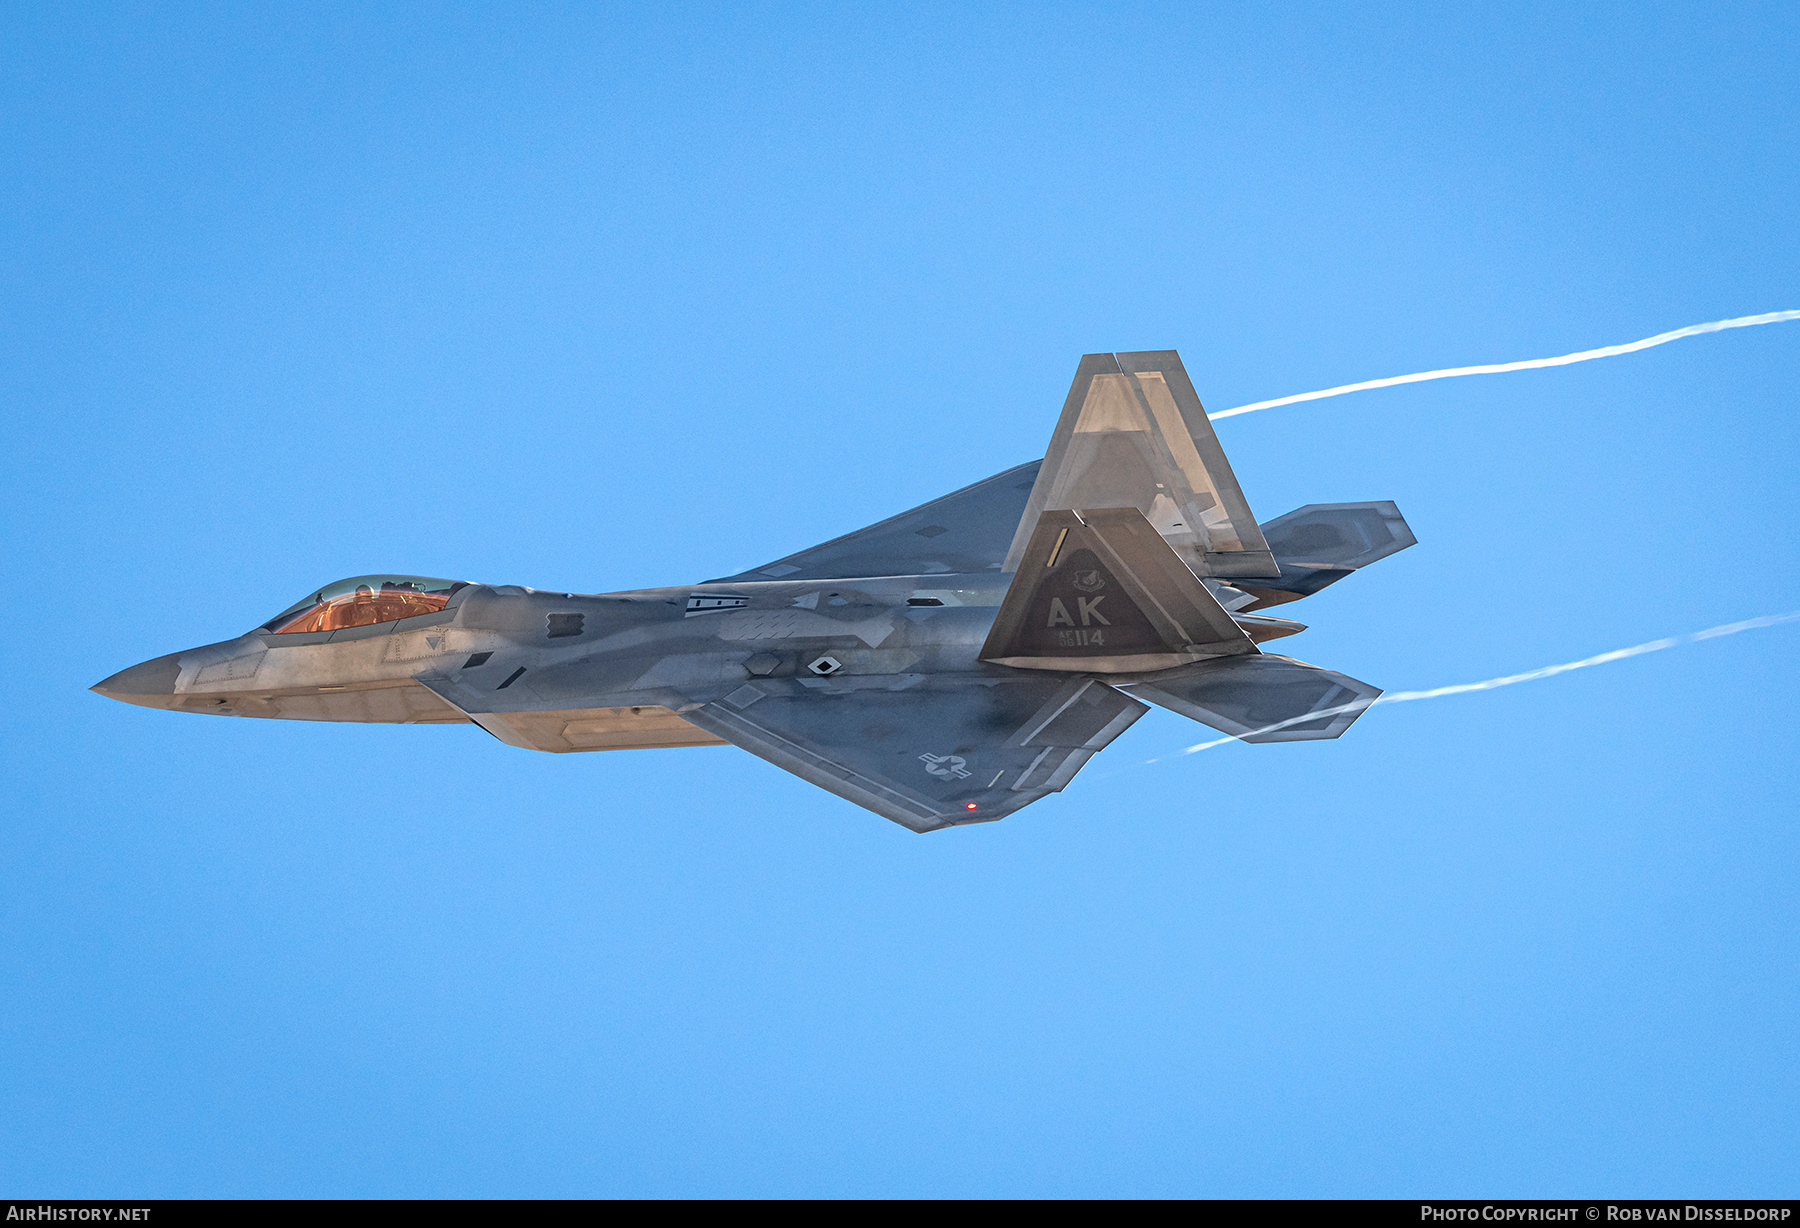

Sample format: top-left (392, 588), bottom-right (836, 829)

top-left (93, 351), bottom-right (1415, 832)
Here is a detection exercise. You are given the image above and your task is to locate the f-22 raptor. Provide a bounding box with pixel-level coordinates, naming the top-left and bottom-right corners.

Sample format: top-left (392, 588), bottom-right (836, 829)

top-left (94, 352), bottom-right (1415, 832)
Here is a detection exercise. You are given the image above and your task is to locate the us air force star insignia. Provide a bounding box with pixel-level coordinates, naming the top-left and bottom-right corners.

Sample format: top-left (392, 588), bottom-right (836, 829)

top-left (1071, 569), bottom-right (1105, 592)
top-left (918, 753), bottom-right (972, 780)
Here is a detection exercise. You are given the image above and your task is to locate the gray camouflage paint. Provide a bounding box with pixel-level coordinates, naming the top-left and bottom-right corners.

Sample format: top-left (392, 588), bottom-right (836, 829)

top-left (94, 353), bottom-right (1416, 833)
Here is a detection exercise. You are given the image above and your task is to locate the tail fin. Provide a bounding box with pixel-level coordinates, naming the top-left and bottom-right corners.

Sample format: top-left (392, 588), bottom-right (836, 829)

top-left (981, 506), bottom-right (1256, 673)
top-left (1003, 352), bottom-right (1280, 579)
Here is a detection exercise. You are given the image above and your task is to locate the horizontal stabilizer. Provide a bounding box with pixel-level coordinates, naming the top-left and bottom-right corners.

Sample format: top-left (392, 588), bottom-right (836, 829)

top-left (1003, 352), bottom-right (1279, 579)
top-left (981, 506), bottom-right (1255, 673)
top-left (1121, 653), bottom-right (1381, 742)
top-left (1238, 501), bottom-right (1417, 607)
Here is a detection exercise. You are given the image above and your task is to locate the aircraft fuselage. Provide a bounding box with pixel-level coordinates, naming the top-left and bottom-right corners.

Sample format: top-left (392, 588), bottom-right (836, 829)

top-left (95, 575), bottom-right (1018, 750)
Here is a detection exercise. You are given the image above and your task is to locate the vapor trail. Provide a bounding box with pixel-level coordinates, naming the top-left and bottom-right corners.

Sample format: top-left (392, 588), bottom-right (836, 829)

top-left (1206, 310), bottom-right (1800, 421)
top-left (1161, 611), bottom-right (1800, 758)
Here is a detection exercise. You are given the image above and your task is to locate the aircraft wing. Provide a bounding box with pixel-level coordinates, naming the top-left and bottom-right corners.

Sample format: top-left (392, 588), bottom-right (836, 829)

top-left (707, 461), bottom-right (1041, 583)
top-left (681, 672), bottom-right (1148, 832)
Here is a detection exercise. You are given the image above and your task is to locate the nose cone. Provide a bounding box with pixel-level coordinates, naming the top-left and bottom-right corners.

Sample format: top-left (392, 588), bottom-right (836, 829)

top-left (92, 652), bottom-right (184, 709)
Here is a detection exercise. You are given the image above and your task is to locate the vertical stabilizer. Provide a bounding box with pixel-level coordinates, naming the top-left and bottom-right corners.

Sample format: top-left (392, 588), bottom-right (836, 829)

top-left (1002, 351), bottom-right (1279, 579)
top-left (981, 506), bottom-right (1256, 673)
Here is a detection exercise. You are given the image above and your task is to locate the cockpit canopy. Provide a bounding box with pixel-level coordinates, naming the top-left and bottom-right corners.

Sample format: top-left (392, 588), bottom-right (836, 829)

top-left (264, 575), bottom-right (466, 634)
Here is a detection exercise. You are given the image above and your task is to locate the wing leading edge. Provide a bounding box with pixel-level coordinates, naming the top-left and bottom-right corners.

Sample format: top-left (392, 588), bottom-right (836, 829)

top-left (708, 461), bottom-right (1042, 583)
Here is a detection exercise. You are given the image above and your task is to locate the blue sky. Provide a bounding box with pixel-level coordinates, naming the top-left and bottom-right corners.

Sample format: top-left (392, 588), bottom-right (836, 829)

top-left (3, 1), bottom-right (1797, 1198)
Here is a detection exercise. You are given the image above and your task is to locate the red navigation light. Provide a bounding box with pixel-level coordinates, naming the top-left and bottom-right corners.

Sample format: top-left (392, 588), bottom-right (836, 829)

top-left (965, 803), bottom-right (978, 811)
